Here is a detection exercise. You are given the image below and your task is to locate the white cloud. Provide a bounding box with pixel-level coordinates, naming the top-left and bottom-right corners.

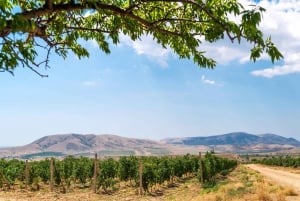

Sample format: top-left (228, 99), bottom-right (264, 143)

top-left (251, 64), bottom-right (300, 78)
top-left (117, 0), bottom-right (300, 76)
top-left (249, 0), bottom-right (300, 78)
top-left (203, 0), bottom-right (300, 72)
top-left (201, 75), bottom-right (216, 85)
top-left (120, 35), bottom-right (171, 68)
top-left (88, 40), bottom-right (99, 49)
top-left (201, 42), bottom-right (251, 65)
top-left (82, 80), bottom-right (97, 87)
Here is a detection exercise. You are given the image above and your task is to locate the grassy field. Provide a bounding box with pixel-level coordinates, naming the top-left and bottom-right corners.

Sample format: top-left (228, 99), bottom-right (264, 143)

top-left (0, 165), bottom-right (298, 201)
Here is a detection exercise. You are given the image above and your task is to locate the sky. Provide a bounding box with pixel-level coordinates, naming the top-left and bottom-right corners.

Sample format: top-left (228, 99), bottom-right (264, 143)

top-left (1, 0), bottom-right (300, 146)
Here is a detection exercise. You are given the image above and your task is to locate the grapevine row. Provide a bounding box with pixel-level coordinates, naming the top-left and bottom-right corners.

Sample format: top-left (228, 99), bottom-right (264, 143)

top-left (0, 153), bottom-right (237, 193)
top-left (251, 156), bottom-right (300, 168)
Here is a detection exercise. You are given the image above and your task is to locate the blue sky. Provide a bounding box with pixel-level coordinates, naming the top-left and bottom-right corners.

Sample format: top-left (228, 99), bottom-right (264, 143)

top-left (1, 0), bottom-right (300, 146)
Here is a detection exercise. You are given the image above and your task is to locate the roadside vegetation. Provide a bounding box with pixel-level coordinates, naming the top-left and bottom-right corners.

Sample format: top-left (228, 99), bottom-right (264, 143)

top-left (205, 165), bottom-right (299, 201)
top-left (250, 155), bottom-right (300, 168)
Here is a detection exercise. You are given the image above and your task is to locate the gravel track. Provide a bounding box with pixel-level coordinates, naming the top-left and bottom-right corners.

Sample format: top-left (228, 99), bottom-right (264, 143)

top-left (247, 164), bottom-right (300, 193)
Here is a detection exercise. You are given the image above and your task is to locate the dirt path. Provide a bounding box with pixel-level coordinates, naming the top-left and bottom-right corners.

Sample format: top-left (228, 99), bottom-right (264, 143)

top-left (246, 164), bottom-right (300, 193)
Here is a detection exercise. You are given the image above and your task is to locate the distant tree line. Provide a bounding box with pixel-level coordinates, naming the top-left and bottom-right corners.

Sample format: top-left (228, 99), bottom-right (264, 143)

top-left (251, 156), bottom-right (300, 168)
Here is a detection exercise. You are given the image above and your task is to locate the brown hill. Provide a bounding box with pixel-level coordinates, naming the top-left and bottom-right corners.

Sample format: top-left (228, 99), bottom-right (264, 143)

top-left (0, 134), bottom-right (173, 158)
top-left (0, 133), bottom-right (298, 159)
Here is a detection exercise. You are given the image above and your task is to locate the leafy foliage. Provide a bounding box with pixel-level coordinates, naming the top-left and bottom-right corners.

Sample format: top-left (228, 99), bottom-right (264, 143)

top-left (201, 152), bottom-right (237, 182)
top-left (252, 155), bottom-right (300, 168)
top-left (98, 158), bottom-right (118, 192)
top-left (0, 153), bottom-right (236, 192)
top-left (0, 0), bottom-right (282, 76)
top-left (118, 156), bottom-right (138, 184)
top-left (0, 159), bottom-right (25, 188)
top-left (30, 159), bottom-right (51, 184)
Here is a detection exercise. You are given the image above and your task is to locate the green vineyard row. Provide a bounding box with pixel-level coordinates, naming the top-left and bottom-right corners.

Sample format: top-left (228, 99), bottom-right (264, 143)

top-left (0, 152), bottom-right (237, 193)
top-left (251, 155), bottom-right (300, 168)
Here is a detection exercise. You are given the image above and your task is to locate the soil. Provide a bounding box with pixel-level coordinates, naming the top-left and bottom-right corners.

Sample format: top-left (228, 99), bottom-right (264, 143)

top-left (0, 178), bottom-right (203, 201)
top-left (247, 164), bottom-right (300, 201)
top-left (246, 164), bottom-right (300, 191)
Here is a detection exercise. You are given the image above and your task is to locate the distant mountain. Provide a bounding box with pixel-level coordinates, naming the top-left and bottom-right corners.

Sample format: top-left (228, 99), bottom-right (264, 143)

top-left (162, 132), bottom-right (300, 146)
top-left (0, 134), bottom-right (172, 159)
top-left (0, 132), bottom-right (299, 158)
top-left (258, 134), bottom-right (300, 145)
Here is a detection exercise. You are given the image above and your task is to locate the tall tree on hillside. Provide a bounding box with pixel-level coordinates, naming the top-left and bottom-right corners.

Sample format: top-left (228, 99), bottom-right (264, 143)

top-left (0, 0), bottom-right (283, 76)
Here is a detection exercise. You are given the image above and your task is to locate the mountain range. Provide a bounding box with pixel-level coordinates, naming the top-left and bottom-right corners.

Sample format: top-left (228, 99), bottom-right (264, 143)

top-left (162, 132), bottom-right (300, 146)
top-left (0, 132), bottom-right (299, 159)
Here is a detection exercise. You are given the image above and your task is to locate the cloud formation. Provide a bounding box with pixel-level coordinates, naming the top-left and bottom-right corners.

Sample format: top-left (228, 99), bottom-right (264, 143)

top-left (120, 35), bottom-right (171, 67)
top-left (82, 80), bottom-right (97, 87)
top-left (118, 0), bottom-right (300, 77)
top-left (252, 64), bottom-right (300, 78)
top-left (201, 75), bottom-right (216, 85)
top-left (200, 42), bottom-right (250, 65)
top-left (250, 0), bottom-right (300, 78)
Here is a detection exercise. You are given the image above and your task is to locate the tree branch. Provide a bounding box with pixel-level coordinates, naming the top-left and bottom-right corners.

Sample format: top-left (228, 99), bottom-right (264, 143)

top-left (65, 26), bottom-right (112, 34)
top-left (45, 0), bottom-right (53, 10)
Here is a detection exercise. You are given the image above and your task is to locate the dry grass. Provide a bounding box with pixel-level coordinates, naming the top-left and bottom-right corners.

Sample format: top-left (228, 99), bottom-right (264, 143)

top-left (283, 187), bottom-right (299, 196)
top-left (252, 178), bottom-right (299, 201)
top-left (276, 192), bottom-right (287, 201)
top-left (256, 189), bottom-right (273, 201)
top-left (204, 165), bottom-right (300, 201)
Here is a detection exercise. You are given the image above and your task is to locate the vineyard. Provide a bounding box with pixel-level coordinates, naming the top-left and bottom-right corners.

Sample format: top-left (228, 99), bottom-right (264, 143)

top-left (0, 152), bottom-right (237, 195)
top-left (251, 155), bottom-right (300, 168)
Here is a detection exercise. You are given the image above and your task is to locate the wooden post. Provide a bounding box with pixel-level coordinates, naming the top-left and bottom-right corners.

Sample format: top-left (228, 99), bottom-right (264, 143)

top-left (199, 152), bottom-right (203, 184)
top-left (236, 154), bottom-right (240, 165)
top-left (25, 160), bottom-right (29, 190)
top-left (93, 152), bottom-right (98, 193)
top-left (50, 158), bottom-right (54, 192)
top-left (139, 160), bottom-right (143, 195)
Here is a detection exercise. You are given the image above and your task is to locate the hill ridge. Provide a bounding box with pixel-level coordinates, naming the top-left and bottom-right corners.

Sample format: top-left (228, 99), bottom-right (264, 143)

top-left (162, 132), bottom-right (300, 146)
top-left (0, 132), bottom-right (299, 158)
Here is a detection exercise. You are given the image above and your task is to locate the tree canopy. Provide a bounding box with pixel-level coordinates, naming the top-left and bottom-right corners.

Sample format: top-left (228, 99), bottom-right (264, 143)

top-left (0, 0), bottom-right (283, 76)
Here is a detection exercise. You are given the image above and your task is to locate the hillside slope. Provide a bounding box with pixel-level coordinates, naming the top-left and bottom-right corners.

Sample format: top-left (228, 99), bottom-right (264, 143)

top-left (162, 132), bottom-right (300, 146)
top-left (0, 134), bottom-right (171, 158)
top-left (0, 132), bottom-right (299, 158)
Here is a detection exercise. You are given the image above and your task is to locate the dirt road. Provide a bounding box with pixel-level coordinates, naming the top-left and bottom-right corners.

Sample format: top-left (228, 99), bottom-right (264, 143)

top-left (247, 164), bottom-right (300, 192)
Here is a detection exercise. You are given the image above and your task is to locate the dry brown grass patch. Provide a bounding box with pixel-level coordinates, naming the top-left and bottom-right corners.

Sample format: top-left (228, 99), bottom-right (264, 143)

top-left (276, 192), bottom-right (287, 201)
top-left (282, 186), bottom-right (298, 196)
top-left (256, 189), bottom-right (273, 201)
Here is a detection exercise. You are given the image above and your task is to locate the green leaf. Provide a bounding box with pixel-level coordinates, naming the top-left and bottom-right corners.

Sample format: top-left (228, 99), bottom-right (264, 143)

top-left (0, 0), bottom-right (282, 75)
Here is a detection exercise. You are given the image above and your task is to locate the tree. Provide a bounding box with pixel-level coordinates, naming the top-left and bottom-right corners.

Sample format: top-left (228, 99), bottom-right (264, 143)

top-left (0, 0), bottom-right (282, 76)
